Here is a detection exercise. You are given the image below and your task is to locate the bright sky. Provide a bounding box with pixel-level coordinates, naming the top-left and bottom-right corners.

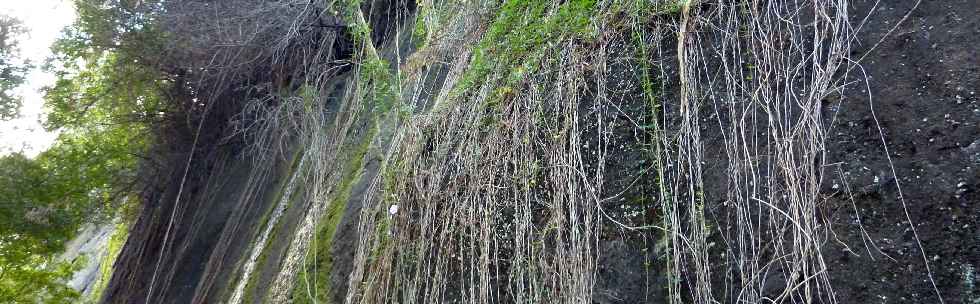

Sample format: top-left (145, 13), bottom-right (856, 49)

top-left (0, 0), bottom-right (76, 157)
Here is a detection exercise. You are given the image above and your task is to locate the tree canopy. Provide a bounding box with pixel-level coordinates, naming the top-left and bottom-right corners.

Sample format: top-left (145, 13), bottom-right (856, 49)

top-left (0, 13), bottom-right (30, 121)
top-left (0, 153), bottom-right (82, 303)
top-left (0, 1), bottom-right (168, 302)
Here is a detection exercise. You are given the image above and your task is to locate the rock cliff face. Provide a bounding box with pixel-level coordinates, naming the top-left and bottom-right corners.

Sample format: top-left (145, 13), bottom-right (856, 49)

top-left (99, 1), bottom-right (978, 303)
top-left (61, 223), bottom-right (115, 297)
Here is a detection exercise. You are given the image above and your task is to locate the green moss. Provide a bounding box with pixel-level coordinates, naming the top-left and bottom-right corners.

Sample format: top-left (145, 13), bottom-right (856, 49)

top-left (340, 0), bottom-right (402, 119)
top-left (246, 147), bottom-right (306, 262)
top-left (244, 187), bottom-right (306, 302)
top-left (360, 57), bottom-right (400, 116)
top-left (291, 124), bottom-right (377, 304)
top-left (287, 5), bottom-right (400, 299)
top-left (450, 0), bottom-right (598, 103)
top-left (412, 5), bottom-right (430, 49)
top-left (365, 158), bottom-right (405, 264)
top-left (299, 84), bottom-right (318, 113)
top-left (214, 146), bottom-right (305, 301)
top-left (367, 213), bottom-right (392, 263)
top-left (653, 0), bottom-right (685, 15)
top-left (336, 0), bottom-right (370, 44)
top-left (238, 148), bottom-right (309, 302)
top-left (81, 221), bottom-right (129, 303)
top-left (631, 17), bottom-right (667, 203)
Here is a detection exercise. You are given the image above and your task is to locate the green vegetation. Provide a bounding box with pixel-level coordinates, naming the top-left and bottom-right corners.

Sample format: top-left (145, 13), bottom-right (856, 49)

top-left (242, 183), bottom-right (308, 303)
top-left (412, 6), bottom-right (430, 49)
top-left (0, 13), bottom-right (29, 121)
top-left (83, 221), bottom-right (129, 303)
top-left (453, 0), bottom-right (597, 102)
top-left (37, 0), bottom-right (166, 224)
top-left (0, 0), bottom-right (165, 301)
top-left (0, 154), bottom-right (83, 303)
top-left (292, 123), bottom-right (376, 304)
top-left (361, 57), bottom-right (399, 115)
top-left (45, 0), bottom-right (168, 131)
top-left (0, 113), bottom-right (144, 302)
top-left (231, 143), bottom-right (308, 303)
top-left (289, 3), bottom-right (403, 300)
top-left (2, 1), bottom-right (940, 303)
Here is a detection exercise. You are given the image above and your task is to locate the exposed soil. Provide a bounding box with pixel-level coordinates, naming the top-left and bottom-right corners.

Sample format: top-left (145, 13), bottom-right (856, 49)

top-left (823, 0), bottom-right (979, 302)
top-left (592, 1), bottom-right (979, 303)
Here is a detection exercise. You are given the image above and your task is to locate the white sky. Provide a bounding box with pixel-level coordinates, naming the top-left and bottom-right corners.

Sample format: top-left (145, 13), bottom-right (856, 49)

top-left (0, 0), bottom-right (76, 157)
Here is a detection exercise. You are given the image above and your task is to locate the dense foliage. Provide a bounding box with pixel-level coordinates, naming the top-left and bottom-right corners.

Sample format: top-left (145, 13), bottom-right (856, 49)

top-left (0, 154), bottom-right (82, 303)
top-left (0, 1), bottom-right (168, 302)
top-left (0, 13), bottom-right (29, 121)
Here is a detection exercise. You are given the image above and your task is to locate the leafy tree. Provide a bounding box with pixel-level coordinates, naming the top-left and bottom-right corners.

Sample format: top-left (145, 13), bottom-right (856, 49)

top-left (0, 153), bottom-right (82, 303)
top-left (0, 253), bottom-right (79, 304)
top-left (0, 89), bottom-right (146, 303)
top-left (0, 1), bottom-right (167, 302)
top-left (44, 0), bottom-right (174, 131)
top-left (35, 0), bottom-right (165, 218)
top-left (0, 13), bottom-right (30, 121)
top-left (0, 115), bottom-right (144, 303)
